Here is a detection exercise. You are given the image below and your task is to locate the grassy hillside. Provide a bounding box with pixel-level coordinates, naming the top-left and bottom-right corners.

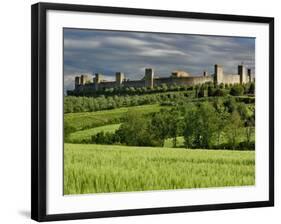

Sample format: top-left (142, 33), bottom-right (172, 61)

top-left (164, 129), bottom-right (255, 148)
top-left (68, 124), bottom-right (121, 143)
top-left (64, 143), bottom-right (255, 195)
top-left (65, 104), bottom-right (164, 131)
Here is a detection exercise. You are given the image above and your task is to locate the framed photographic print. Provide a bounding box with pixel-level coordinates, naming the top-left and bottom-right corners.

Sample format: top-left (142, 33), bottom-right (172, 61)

top-left (31, 2), bottom-right (274, 222)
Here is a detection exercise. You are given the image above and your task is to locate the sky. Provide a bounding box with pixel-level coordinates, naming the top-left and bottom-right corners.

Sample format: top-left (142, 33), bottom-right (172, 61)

top-left (64, 28), bottom-right (255, 92)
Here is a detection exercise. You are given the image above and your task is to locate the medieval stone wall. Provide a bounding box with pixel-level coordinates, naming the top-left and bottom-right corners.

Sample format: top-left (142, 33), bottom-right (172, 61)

top-left (123, 80), bottom-right (145, 88)
top-left (221, 74), bottom-right (240, 84)
top-left (98, 81), bottom-right (116, 90)
top-left (72, 64), bottom-right (252, 92)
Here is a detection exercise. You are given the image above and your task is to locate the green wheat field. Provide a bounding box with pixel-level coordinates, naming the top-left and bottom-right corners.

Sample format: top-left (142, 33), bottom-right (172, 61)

top-left (64, 143), bottom-right (255, 195)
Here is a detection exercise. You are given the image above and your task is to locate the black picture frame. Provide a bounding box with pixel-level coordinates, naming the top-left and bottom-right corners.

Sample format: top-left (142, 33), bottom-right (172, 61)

top-left (31, 2), bottom-right (274, 222)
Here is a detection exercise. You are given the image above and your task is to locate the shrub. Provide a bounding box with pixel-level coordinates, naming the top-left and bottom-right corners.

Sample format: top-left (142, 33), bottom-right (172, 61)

top-left (248, 82), bottom-right (255, 94)
top-left (230, 85), bottom-right (244, 96)
top-left (213, 88), bottom-right (225, 97)
top-left (223, 97), bottom-right (237, 113)
top-left (236, 96), bottom-right (255, 104)
top-left (198, 87), bottom-right (205, 98)
top-left (207, 86), bottom-right (215, 97)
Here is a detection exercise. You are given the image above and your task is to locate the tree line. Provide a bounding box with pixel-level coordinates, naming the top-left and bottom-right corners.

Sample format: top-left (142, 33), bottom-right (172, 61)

top-left (64, 82), bottom-right (255, 113)
top-left (67, 83), bottom-right (193, 97)
top-left (64, 92), bottom-right (192, 113)
top-left (67, 82), bottom-right (255, 98)
top-left (89, 99), bottom-right (255, 150)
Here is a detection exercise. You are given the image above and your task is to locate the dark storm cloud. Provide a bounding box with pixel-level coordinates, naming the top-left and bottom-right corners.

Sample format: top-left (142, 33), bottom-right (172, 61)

top-left (63, 28), bottom-right (255, 91)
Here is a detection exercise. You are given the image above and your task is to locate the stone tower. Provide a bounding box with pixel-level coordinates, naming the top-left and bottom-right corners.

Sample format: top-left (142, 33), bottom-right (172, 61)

top-left (238, 65), bottom-right (247, 84)
top-left (75, 76), bottom-right (81, 88)
top-left (80, 75), bottom-right (86, 85)
top-left (214, 64), bottom-right (223, 84)
top-left (94, 73), bottom-right (102, 90)
top-left (115, 72), bottom-right (124, 87)
top-left (145, 68), bottom-right (154, 88)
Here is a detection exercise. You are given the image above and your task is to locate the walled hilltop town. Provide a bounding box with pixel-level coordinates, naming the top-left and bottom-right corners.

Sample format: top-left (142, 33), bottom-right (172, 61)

top-left (72, 64), bottom-right (253, 92)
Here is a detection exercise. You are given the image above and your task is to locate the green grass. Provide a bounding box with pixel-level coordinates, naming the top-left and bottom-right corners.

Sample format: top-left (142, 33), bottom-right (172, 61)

top-left (68, 124), bottom-right (121, 143)
top-left (65, 104), bottom-right (164, 131)
top-left (64, 143), bottom-right (255, 195)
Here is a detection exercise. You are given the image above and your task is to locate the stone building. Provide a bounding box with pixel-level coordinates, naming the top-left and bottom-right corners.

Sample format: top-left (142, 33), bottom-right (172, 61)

top-left (73, 64), bottom-right (252, 92)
